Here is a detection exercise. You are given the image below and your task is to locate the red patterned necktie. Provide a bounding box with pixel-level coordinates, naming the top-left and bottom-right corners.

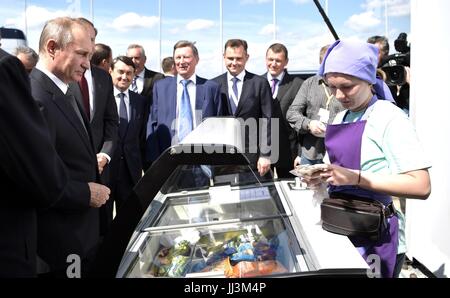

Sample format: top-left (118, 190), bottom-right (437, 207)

top-left (78, 74), bottom-right (90, 119)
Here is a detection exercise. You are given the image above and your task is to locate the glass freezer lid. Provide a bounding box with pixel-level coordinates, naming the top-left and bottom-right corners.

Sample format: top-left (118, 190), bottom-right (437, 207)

top-left (152, 184), bottom-right (288, 228)
top-left (126, 217), bottom-right (302, 278)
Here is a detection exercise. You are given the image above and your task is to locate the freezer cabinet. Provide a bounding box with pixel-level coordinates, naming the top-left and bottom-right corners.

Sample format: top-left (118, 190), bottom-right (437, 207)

top-left (90, 118), bottom-right (368, 277)
top-left (116, 183), bottom-right (306, 278)
top-left (115, 180), bottom-right (368, 278)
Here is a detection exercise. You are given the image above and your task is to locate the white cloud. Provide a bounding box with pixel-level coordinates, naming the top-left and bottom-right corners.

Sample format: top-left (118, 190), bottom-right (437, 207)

top-left (186, 19), bottom-right (215, 31)
top-left (259, 24), bottom-right (278, 36)
top-left (5, 5), bottom-right (77, 30)
top-left (387, 0), bottom-right (410, 17)
top-left (363, 0), bottom-right (410, 17)
top-left (110, 13), bottom-right (159, 32)
top-left (363, 0), bottom-right (384, 10)
top-left (345, 11), bottom-right (381, 32)
top-left (169, 27), bottom-right (180, 35)
top-left (285, 33), bottom-right (336, 71)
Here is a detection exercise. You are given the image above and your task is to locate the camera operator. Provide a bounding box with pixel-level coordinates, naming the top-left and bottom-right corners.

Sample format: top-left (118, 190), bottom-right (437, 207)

top-left (380, 33), bottom-right (411, 114)
top-left (366, 36), bottom-right (396, 104)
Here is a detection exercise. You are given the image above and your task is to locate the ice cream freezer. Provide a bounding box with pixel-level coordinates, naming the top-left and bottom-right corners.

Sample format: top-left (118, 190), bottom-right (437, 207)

top-left (90, 118), bottom-right (368, 278)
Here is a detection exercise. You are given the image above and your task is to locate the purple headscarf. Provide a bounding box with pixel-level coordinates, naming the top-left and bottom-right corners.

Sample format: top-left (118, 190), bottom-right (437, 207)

top-left (318, 40), bottom-right (379, 84)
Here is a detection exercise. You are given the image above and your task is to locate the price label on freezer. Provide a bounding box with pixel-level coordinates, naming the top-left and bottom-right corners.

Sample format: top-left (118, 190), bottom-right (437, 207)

top-left (239, 187), bottom-right (272, 202)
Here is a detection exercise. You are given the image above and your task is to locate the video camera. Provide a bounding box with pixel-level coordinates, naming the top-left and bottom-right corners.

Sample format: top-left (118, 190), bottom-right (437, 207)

top-left (381, 33), bottom-right (410, 86)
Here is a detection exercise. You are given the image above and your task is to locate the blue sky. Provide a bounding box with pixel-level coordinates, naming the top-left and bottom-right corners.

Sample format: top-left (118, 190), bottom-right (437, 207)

top-left (0, 0), bottom-right (411, 78)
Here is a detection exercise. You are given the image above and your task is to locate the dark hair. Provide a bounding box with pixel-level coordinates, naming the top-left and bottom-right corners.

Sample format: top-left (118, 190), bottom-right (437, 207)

top-left (91, 43), bottom-right (112, 66)
top-left (267, 43), bottom-right (288, 60)
top-left (367, 35), bottom-right (389, 57)
top-left (161, 56), bottom-right (174, 72)
top-left (111, 55), bottom-right (135, 70)
top-left (224, 39), bottom-right (248, 53)
top-left (173, 40), bottom-right (199, 59)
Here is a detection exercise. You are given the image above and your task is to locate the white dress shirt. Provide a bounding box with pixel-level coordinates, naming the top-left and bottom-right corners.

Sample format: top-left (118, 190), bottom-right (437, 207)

top-left (84, 67), bottom-right (94, 115)
top-left (227, 70), bottom-right (245, 107)
top-left (134, 69), bottom-right (145, 94)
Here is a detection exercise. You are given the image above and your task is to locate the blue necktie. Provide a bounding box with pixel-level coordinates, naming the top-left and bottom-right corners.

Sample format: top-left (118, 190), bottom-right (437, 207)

top-left (230, 76), bottom-right (239, 114)
top-left (119, 92), bottom-right (128, 137)
top-left (178, 79), bottom-right (193, 141)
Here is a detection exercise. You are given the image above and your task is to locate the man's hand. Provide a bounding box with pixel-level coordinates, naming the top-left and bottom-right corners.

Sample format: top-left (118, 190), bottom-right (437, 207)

top-left (293, 156), bottom-right (301, 168)
top-left (97, 154), bottom-right (108, 174)
top-left (308, 120), bottom-right (326, 137)
top-left (88, 182), bottom-right (110, 208)
top-left (257, 157), bottom-right (271, 176)
top-left (404, 66), bottom-right (410, 84)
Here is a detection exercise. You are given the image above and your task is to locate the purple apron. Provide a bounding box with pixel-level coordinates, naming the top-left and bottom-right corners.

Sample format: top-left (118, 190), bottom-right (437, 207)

top-left (324, 96), bottom-right (398, 278)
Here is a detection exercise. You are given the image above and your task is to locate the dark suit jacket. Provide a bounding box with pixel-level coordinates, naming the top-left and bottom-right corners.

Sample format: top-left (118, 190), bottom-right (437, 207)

top-left (71, 66), bottom-right (118, 235)
top-left (30, 68), bottom-right (100, 272)
top-left (88, 66), bottom-right (118, 159)
top-left (141, 67), bottom-right (165, 115)
top-left (146, 75), bottom-right (223, 162)
top-left (213, 71), bottom-right (272, 163)
top-left (71, 66), bottom-right (118, 183)
top-left (0, 49), bottom-right (68, 277)
top-left (110, 91), bottom-right (147, 185)
top-left (142, 68), bottom-right (165, 100)
top-left (262, 70), bottom-right (303, 169)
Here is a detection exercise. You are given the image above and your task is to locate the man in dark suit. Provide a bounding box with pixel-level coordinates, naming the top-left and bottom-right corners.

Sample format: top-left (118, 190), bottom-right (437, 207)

top-left (108, 56), bottom-right (147, 215)
top-left (73, 19), bottom-right (119, 236)
top-left (0, 48), bottom-right (68, 277)
top-left (127, 44), bottom-right (164, 170)
top-left (30, 17), bottom-right (110, 277)
top-left (213, 39), bottom-right (272, 177)
top-left (75, 18), bottom-right (118, 182)
top-left (146, 40), bottom-right (223, 163)
top-left (91, 43), bottom-right (113, 72)
top-left (126, 44), bottom-right (164, 112)
top-left (262, 43), bottom-right (303, 178)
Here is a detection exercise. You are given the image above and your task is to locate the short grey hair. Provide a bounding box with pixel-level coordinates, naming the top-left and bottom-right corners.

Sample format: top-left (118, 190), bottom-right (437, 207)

top-left (13, 45), bottom-right (39, 64)
top-left (127, 44), bottom-right (146, 58)
top-left (38, 17), bottom-right (79, 55)
top-left (173, 40), bottom-right (199, 60)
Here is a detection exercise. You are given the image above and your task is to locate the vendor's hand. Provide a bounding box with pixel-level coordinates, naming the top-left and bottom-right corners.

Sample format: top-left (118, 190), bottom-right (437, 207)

top-left (97, 154), bottom-right (108, 174)
top-left (318, 164), bottom-right (360, 186)
top-left (257, 157), bottom-right (271, 176)
top-left (308, 120), bottom-right (327, 137)
top-left (301, 166), bottom-right (328, 189)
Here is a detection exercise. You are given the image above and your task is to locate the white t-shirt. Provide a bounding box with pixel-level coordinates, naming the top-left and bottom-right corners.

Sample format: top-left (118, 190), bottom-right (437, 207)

top-left (332, 100), bottom-right (431, 174)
